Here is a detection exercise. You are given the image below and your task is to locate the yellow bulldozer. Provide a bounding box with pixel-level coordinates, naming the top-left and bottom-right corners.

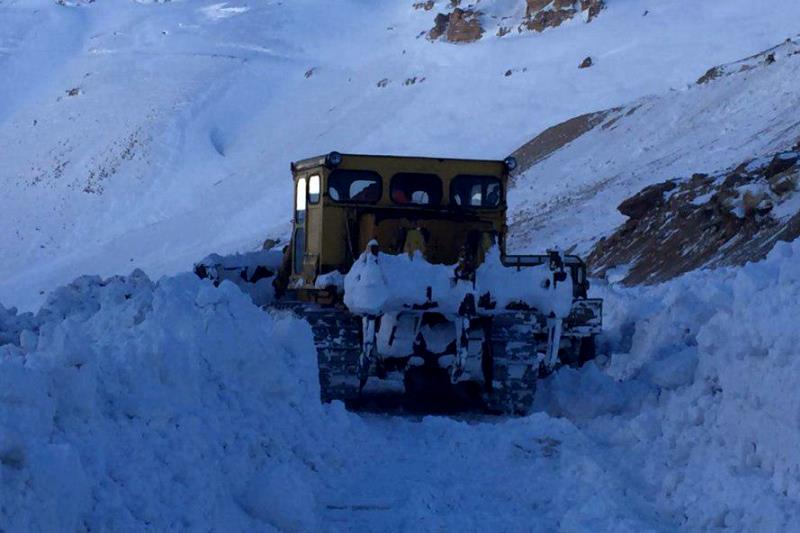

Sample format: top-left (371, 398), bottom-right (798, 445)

top-left (196, 152), bottom-right (602, 414)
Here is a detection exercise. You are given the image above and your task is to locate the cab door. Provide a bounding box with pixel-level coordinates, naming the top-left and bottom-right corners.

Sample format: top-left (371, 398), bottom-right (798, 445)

top-left (292, 176), bottom-right (308, 279)
top-left (292, 174), bottom-right (322, 284)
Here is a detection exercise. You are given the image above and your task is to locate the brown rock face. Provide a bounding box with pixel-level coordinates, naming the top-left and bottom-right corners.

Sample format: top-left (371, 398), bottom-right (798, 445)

top-left (617, 181), bottom-right (677, 219)
top-left (588, 149), bottom-right (800, 285)
top-left (528, 9), bottom-right (574, 32)
top-left (525, 0), bottom-right (551, 17)
top-left (427, 8), bottom-right (484, 43)
top-left (580, 0), bottom-right (604, 21)
top-left (428, 13), bottom-right (450, 40)
top-left (579, 56), bottom-right (593, 68)
top-left (447, 8), bottom-right (484, 42)
top-left (522, 0), bottom-right (605, 33)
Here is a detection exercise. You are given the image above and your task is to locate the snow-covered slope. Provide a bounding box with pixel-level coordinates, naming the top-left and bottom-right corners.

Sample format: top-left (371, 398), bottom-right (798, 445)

top-left (509, 36), bottom-right (800, 258)
top-left (5, 4), bottom-right (800, 529)
top-left (3, 0), bottom-right (800, 309)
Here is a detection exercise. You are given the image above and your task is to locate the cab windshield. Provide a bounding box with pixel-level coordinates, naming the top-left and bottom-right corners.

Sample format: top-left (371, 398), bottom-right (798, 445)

top-left (328, 169), bottom-right (382, 203)
top-left (450, 175), bottom-right (502, 208)
top-left (390, 173), bottom-right (442, 206)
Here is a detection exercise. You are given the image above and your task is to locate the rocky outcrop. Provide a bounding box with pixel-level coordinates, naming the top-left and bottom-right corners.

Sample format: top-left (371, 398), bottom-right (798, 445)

top-left (427, 7), bottom-right (484, 43)
top-left (509, 109), bottom-right (616, 177)
top-left (522, 0), bottom-right (605, 33)
top-left (697, 37), bottom-right (800, 84)
top-left (588, 146), bottom-right (800, 284)
top-left (424, 0), bottom-right (604, 43)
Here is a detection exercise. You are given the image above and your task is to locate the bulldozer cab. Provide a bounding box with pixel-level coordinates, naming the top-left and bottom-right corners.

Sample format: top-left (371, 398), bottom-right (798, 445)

top-left (288, 152), bottom-right (516, 292)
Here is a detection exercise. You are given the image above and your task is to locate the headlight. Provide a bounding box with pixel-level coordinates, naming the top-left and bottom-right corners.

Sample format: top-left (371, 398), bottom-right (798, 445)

top-left (326, 151), bottom-right (343, 167)
top-left (504, 156), bottom-right (518, 172)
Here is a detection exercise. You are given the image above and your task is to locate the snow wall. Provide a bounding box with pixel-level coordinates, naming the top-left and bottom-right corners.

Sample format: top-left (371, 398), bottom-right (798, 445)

top-left (3, 240), bottom-right (800, 530)
top-left (0, 272), bottom-right (333, 532)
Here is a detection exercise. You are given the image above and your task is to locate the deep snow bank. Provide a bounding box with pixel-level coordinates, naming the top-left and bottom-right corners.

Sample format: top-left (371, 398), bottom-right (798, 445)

top-left (0, 272), bottom-right (327, 531)
top-left (4, 242), bottom-right (800, 531)
top-left (538, 239), bottom-right (800, 530)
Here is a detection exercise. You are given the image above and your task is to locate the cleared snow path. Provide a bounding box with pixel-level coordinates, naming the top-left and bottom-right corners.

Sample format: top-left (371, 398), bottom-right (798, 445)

top-left (319, 414), bottom-right (669, 532)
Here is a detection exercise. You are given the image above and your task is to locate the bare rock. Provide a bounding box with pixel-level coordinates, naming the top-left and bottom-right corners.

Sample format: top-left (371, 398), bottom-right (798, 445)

top-left (522, 0), bottom-right (605, 33)
top-left (589, 148), bottom-right (800, 285)
top-left (618, 181), bottom-right (677, 219)
top-left (428, 12), bottom-right (450, 40)
top-left (446, 8), bottom-right (484, 42)
top-left (696, 66), bottom-right (722, 85)
top-left (413, 1), bottom-right (435, 10)
top-left (580, 0), bottom-right (604, 21)
top-left (579, 56), bottom-right (593, 69)
top-left (768, 171), bottom-right (797, 196)
top-left (428, 8), bottom-right (484, 43)
top-left (764, 152), bottom-right (798, 178)
top-left (525, 0), bottom-right (551, 16)
top-left (523, 8), bottom-right (575, 32)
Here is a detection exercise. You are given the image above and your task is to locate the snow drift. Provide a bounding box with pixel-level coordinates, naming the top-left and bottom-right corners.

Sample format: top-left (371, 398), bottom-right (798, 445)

top-left (539, 238), bottom-right (800, 530)
top-left (4, 240), bottom-right (800, 530)
top-left (0, 272), bottom-right (326, 532)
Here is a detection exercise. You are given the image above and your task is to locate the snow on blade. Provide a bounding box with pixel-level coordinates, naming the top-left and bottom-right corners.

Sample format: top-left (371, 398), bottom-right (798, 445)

top-left (343, 246), bottom-right (572, 317)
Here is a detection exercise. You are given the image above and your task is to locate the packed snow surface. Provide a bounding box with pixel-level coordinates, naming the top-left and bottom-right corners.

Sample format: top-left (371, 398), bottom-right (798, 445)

top-left (4, 240), bottom-right (800, 530)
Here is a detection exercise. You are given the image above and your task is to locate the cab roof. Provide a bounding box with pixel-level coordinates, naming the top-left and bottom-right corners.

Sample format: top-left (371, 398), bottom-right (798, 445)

top-left (290, 152), bottom-right (516, 175)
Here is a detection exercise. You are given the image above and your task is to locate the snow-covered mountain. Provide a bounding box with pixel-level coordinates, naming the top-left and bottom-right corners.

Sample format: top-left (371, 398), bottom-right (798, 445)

top-left (508, 36), bottom-right (800, 282)
top-left (3, 0), bottom-right (800, 309)
top-left (4, 1), bottom-right (800, 532)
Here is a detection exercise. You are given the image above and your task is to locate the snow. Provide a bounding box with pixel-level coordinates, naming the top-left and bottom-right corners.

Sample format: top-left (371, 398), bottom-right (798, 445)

top-left (509, 36), bottom-right (800, 254)
top-left (4, 1), bottom-right (800, 530)
top-left (3, 235), bottom-right (800, 530)
top-left (0, 272), bottom-right (330, 531)
top-left (4, 0), bottom-right (800, 309)
top-left (343, 246), bottom-right (572, 317)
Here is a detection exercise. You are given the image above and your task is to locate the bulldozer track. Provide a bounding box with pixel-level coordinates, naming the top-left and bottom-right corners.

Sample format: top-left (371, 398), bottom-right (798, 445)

top-left (277, 303), bottom-right (547, 415)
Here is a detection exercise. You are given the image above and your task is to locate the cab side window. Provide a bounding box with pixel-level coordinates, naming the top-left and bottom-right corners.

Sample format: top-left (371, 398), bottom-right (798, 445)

top-left (295, 177), bottom-right (307, 221)
top-left (328, 170), bottom-right (382, 204)
top-left (451, 175), bottom-right (502, 208)
top-left (308, 174), bottom-right (321, 204)
top-left (390, 173), bottom-right (442, 206)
